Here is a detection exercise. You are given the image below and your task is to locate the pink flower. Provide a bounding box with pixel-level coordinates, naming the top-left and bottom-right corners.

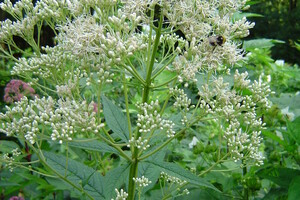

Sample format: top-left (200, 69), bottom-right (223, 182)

top-left (4, 79), bottom-right (38, 103)
top-left (9, 196), bottom-right (25, 200)
top-left (93, 102), bottom-right (98, 113)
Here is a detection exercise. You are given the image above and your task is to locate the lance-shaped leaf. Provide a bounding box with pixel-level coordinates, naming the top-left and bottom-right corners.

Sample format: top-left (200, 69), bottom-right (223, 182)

top-left (68, 140), bottom-right (120, 155)
top-left (144, 160), bottom-right (220, 192)
top-left (102, 95), bottom-right (129, 142)
top-left (103, 162), bottom-right (131, 199)
top-left (43, 151), bottom-right (105, 200)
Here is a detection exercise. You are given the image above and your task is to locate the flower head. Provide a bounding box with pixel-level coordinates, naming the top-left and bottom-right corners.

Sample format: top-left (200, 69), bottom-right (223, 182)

top-left (4, 79), bottom-right (37, 103)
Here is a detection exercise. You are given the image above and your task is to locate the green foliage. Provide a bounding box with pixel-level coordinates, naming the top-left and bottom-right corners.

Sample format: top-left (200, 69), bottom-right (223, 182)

top-left (241, 38), bottom-right (300, 200)
top-left (43, 151), bottom-right (106, 199)
top-left (102, 95), bottom-right (130, 142)
top-left (248, 0), bottom-right (300, 64)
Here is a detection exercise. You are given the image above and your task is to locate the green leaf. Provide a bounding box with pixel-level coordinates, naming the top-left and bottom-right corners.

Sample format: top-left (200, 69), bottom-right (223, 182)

top-left (270, 93), bottom-right (300, 119)
top-left (262, 188), bottom-right (287, 200)
top-left (144, 160), bottom-right (220, 192)
top-left (68, 140), bottom-right (120, 155)
top-left (286, 116), bottom-right (300, 145)
top-left (102, 95), bottom-right (129, 142)
top-left (261, 130), bottom-right (287, 146)
top-left (103, 163), bottom-right (131, 199)
top-left (139, 150), bottom-right (167, 193)
top-left (288, 176), bottom-right (300, 200)
top-left (138, 162), bottom-right (160, 191)
top-left (0, 140), bottom-right (20, 153)
top-left (256, 166), bottom-right (300, 188)
top-left (232, 12), bottom-right (263, 21)
top-left (43, 151), bottom-right (105, 200)
top-left (243, 39), bottom-right (284, 50)
top-left (174, 187), bottom-right (230, 200)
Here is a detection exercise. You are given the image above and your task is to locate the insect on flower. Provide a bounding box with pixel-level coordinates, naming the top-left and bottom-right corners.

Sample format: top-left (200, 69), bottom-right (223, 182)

top-left (208, 35), bottom-right (226, 51)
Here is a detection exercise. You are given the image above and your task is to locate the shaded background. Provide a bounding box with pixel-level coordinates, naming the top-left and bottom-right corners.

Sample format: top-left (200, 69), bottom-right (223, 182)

top-left (247, 0), bottom-right (300, 64)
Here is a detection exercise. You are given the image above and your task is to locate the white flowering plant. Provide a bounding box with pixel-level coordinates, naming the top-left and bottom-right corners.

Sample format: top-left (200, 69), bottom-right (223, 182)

top-left (0, 0), bottom-right (273, 199)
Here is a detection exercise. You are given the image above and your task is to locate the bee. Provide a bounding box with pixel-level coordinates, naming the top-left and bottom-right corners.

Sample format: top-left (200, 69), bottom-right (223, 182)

top-left (208, 35), bottom-right (226, 51)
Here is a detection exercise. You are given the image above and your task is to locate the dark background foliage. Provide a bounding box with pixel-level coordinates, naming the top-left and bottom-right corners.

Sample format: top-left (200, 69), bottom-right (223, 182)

top-left (247, 0), bottom-right (300, 64)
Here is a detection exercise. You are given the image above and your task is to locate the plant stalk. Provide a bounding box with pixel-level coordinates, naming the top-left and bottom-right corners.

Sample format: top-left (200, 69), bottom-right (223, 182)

top-left (127, 8), bottom-right (164, 200)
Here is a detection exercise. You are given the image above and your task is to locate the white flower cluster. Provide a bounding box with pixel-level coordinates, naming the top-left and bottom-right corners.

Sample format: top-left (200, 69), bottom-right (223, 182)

top-left (169, 87), bottom-right (194, 112)
top-left (198, 70), bottom-right (272, 165)
top-left (160, 171), bottom-right (187, 186)
top-left (169, 87), bottom-right (195, 124)
top-left (12, 46), bottom-right (75, 78)
top-left (56, 15), bottom-right (147, 63)
top-left (133, 176), bottom-right (152, 187)
top-left (0, 0), bottom-right (36, 40)
top-left (112, 188), bottom-right (128, 200)
top-left (250, 74), bottom-right (273, 108)
top-left (182, 188), bottom-right (190, 195)
top-left (120, 0), bottom-right (254, 82)
top-left (225, 121), bottom-right (264, 166)
top-left (136, 100), bottom-right (175, 137)
top-left (0, 97), bottom-right (104, 144)
top-left (127, 136), bottom-right (150, 150)
top-left (2, 148), bottom-right (21, 172)
top-left (0, 0), bottom-right (117, 40)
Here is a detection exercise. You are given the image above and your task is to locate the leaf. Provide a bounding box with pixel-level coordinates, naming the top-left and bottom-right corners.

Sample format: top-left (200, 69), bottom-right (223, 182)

top-left (261, 130), bottom-right (287, 146)
top-left (288, 176), bottom-right (300, 200)
top-left (144, 160), bottom-right (220, 192)
top-left (0, 140), bottom-right (20, 153)
top-left (138, 149), bottom-right (167, 193)
top-left (232, 12), bottom-right (263, 21)
top-left (43, 151), bottom-right (105, 200)
top-left (262, 188), bottom-right (287, 200)
top-left (286, 116), bottom-right (300, 145)
top-left (103, 163), bottom-right (131, 199)
top-left (174, 187), bottom-right (231, 200)
top-left (68, 140), bottom-right (120, 155)
top-left (243, 39), bottom-right (284, 50)
top-left (270, 93), bottom-right (300, 118)
top-left (102, 95), bottom-right (129, 142)
top-left (256, 166), bottom-right (300, 188)
top-left (138, 162), bottom-right (160, 190)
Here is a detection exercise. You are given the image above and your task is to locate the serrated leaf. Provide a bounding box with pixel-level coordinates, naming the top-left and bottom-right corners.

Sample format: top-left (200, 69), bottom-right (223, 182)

top-left (138, 150), bottom-right (166, 193)
top-left (68, 140), bottom-right (120, 155)
top-left (144, 160), bottom-right (220, 192)
top-left (103, 163), bottom-right (131, 199)
top-left (102, 95), bottom-right (129, 142)
top-left (43, 151), bottom-right (105, 200)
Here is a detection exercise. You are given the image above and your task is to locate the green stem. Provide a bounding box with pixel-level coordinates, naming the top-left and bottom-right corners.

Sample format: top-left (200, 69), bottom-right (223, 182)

top-left (140, 119), bottom-right (197, 161)
top-left (97, 129), bottom-right (132, 162)
top-left (243, 161), bottom-right (248, 200)
top-left (140, 115), bottom-right (214, 161)
top-left (152, 76), bottom-right (178, 89)
top-left (159, 78), bottom-right (177, 115)
top-left (142, 17), bottom-right (163, 103)
top-left (123, 61), bottom-right (146, 85)
top-left (151, 54), bottom-right (177, 81)
top-left (127, 8), bottom-right (164, 200)
top-left (139, 128), bottom-right (185, 161)
top-left (123, 73), bottom-right (133, 148)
